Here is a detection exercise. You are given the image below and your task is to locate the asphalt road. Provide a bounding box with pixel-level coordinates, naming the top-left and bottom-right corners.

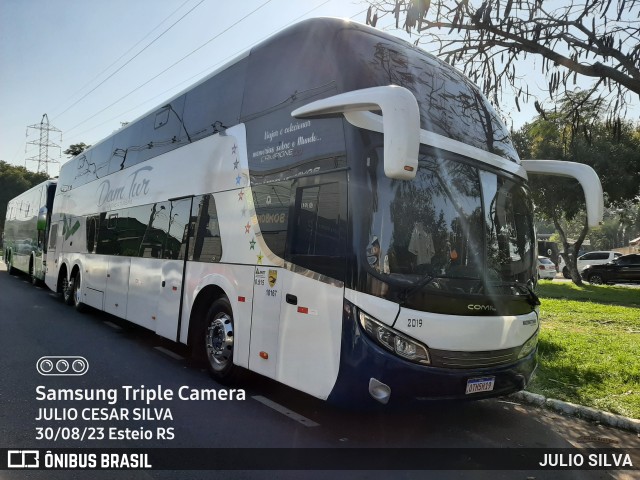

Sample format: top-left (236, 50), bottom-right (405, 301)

top-left (0, 263), bottom-right (638, 480)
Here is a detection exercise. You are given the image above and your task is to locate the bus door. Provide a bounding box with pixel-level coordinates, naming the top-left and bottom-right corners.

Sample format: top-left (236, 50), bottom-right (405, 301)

top-left (249, 266), bottom-right (283, 379)
top-left (155, 197), bottom-right (193, 340)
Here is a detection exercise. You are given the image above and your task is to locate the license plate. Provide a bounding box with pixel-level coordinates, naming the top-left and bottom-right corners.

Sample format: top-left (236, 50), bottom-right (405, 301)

top-left (465, 376), bottom-right (495, 394)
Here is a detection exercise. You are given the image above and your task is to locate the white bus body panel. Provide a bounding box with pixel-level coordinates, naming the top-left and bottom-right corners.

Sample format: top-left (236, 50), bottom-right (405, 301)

top-left (345, 289), bottom-right (537, 351)
top-left (276, 271), bottom-right (343, 400)
top-left (105, 257), bottom-right (130, 318)
top-left (127, 258), bottom-right (163, 330)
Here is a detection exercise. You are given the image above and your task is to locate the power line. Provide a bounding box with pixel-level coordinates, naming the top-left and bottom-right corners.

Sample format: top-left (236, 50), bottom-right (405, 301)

top-left (65, 0), bottom-right (273, 136)
top-left (67, 0), bottom-right (333, 143)
top-left (53, 0), bottom-right (205, 121)
top-left (65, 1), bottom-right (367, 142)
top-left (49, 0), bottom-right (193, 118)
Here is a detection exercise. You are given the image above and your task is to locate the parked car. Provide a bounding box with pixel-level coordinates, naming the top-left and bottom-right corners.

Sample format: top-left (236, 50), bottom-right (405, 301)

top-left (537, 256), bottom-right (557, 280)
top-left (558, 251), bottom-right (623, 278)
top-left (581, 254), bottom-right (640, 285)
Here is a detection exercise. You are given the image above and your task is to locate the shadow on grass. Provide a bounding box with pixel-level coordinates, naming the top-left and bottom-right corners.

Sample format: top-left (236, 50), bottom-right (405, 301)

top-left (536, 281), bottom-right (640, 308)
top-left (530, 338), bottom-right (607, 406)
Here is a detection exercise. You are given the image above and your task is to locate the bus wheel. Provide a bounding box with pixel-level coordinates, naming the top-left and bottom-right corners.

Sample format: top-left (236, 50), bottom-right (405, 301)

top-left (203, 298), bottom-right (237, 383)
top-left (63, 275), bottom-right (75, 305)
top-left (30, 261), bottom-right (39, 286)
top-left (7, 254), bottom-right (15, 275)
top-left (73, 272), bottom-right (86, 312)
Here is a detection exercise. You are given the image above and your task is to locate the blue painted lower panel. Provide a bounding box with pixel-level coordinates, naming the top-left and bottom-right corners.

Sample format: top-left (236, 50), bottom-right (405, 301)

top-left (327, 302), bottom-right (537, 406)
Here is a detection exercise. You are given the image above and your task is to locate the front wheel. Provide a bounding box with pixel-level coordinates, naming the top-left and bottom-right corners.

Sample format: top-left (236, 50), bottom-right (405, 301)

top-left (201, 298), bottom-right (239, 383)
top-left (588, 273), bottom-right (604, 285)
top-left (562, 267), bottom-right (570, 279)
top-left (30, 261), bottom-right (39, 286)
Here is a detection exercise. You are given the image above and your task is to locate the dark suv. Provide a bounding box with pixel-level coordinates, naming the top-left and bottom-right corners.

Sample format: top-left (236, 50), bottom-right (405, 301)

top-left (581, 254), bottom-right (640, 285)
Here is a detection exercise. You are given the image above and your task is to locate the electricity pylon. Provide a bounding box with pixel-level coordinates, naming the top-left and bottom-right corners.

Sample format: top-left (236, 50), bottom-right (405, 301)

top-left (26, 114), bottom-right (62, 175)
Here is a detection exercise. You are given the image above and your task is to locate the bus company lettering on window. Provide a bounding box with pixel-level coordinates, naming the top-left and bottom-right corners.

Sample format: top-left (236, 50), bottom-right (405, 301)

top-left (97, 167), bottom-right (152, 208)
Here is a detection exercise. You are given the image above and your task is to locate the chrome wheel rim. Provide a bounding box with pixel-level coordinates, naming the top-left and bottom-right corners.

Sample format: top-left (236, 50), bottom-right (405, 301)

top-left (205, 313), bottom-right (234, 371)
top-left (74, 275), bottom-right (81, 306)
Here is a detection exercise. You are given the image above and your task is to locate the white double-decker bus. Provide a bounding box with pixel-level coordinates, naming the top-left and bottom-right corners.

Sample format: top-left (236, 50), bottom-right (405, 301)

top-left (45, 18), bottom-right (603, 405)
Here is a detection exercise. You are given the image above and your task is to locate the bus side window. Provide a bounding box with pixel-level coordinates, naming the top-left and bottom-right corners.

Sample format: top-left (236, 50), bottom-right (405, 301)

top-left (252, 181), bottom-right (291, 259)
top-left (97, 212), bottom-right (122, 255)
top-left (162, 198), bottom-right (192, 260)
top-left (188, 195), bottom-right (222, 263)
top-left (86, 216), bottom-right (99, 253)
top-left (48, 223), bottom-right (58, 250)
top-left (128, 203), bottom-right (168, 259)
top-left (287, 176), bottom-right (346, 281)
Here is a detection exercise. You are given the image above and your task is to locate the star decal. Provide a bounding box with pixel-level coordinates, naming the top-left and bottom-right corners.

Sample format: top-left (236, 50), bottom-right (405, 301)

top-left (241, 206), bottom-right (247, 217)
top-left (235, 174), bottom-right (242, 186)
top-left (249, 238), bottom-right (256, 250)
top-left (233, 159), bottom-right (239, 170)
top-left (256, 252), bottom-right (263, 264)
top-left (244, 222), bottom-right (251, 234)
top-left (232, 144), bottom-right (238, 154)
top-left (238, 190), bottom-right (244, 201)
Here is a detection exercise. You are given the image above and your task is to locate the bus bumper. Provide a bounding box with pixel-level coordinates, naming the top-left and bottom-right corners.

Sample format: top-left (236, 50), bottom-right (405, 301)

top-left (326, 304), bottom-right (537, 406)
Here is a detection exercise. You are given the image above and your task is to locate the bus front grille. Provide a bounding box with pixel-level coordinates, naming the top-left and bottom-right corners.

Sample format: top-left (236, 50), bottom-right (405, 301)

top-left (429, 346), bottom-right (521, 369)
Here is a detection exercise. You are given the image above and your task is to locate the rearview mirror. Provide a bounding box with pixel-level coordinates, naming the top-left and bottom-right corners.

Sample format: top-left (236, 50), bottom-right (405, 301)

top-left (292, 86), bottom-right (420, 180)
top-left (521, 160), bottom-right (604, 227)
top-left (37, 206), bottom-right (47, 231)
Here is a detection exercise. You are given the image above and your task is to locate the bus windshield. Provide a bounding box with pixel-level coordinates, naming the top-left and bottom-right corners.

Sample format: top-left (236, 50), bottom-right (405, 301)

top-left (366, 147), bottom-right (535, 297)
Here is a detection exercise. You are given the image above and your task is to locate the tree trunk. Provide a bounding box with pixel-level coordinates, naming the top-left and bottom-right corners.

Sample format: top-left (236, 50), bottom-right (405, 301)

top-left (552, 213), bottom-right (589, 286)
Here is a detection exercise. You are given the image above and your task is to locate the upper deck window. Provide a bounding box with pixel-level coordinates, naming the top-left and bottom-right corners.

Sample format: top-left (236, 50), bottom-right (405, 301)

top-left (337, 29), bottom-right (519, 163)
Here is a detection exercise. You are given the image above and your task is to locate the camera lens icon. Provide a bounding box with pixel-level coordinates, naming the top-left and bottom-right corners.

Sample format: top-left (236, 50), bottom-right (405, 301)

top-left (37, 356), bottom-right (88, 376)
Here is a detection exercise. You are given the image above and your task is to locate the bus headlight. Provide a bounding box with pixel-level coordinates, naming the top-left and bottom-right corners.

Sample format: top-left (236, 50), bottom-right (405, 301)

top-left (358, 311), bottom-right (430, 365)
top-left (518, 331), bottom-right (539, 359)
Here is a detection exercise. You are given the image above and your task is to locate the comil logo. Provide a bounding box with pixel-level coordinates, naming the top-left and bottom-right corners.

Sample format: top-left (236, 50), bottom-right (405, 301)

top-left (467, 304), bottom-right (497, 312)
top-left (37, 356), bottom-right (89, 376)
top-left (7, 450), bottom-right (39, 468)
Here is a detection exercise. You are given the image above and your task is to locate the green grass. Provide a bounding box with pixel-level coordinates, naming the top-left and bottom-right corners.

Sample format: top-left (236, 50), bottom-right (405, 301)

top-left (528, 280), bottom-right (640, 419)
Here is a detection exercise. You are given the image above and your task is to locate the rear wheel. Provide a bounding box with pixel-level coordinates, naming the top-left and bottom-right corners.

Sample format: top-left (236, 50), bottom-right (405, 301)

top-left (30, 261), bottom-right (39, 286)
top-left (7, 253), bottom-right (16, 275)
top-left (73, 272), bottom-right (86, 312)
top-left (562, 267), bottom-right (570, 279)
top-left (63, 275), bottom-right (74, 305)
top-left (198, 298), bottom-right (239, 383)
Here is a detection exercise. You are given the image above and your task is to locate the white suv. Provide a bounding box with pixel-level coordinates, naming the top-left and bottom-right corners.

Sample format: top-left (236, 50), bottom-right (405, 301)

top-left (558, 251), bottom-right (622, 278)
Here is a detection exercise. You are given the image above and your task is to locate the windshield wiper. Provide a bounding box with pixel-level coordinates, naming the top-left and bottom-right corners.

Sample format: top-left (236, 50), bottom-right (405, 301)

top-left (399, 274), bottom-right (436, 306)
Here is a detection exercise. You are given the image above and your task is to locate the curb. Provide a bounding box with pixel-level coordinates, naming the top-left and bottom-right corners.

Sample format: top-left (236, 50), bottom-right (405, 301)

top-left (508, 391), bottom-right (640, 434)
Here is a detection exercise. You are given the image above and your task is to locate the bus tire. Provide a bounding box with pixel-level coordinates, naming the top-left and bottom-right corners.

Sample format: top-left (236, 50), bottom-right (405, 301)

top-left (7, 253), bottom-right (16, 275)
top-left (73, 272), bottom-right (87, 312)
top-left (63, 275), bottom-right (75, 305)
top-left (30, 259), bottom-right (39, 286)
top-left (200, 298), bottom-right (239, 384)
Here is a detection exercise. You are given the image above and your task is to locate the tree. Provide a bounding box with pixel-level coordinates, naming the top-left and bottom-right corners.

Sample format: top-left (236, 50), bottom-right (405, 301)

top-left (0, 161), bottom-right (50, 240)
top-left (63, 143), bottom-right (90, 158)
top-left (513, 93), bottom-right (640, 284)
top-left (366, 0), bottom-right (640, 126)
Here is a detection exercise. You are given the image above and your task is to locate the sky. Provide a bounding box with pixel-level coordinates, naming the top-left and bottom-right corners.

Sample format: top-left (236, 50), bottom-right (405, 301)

top-left (0, 0), bottom-right (635, 178)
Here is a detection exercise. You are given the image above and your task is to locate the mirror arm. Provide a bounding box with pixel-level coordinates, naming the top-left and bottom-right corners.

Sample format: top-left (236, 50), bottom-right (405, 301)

top-left (291, 86), bottom-right (420, 180)
top-left (521, 160), bottom-right (604, 227)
